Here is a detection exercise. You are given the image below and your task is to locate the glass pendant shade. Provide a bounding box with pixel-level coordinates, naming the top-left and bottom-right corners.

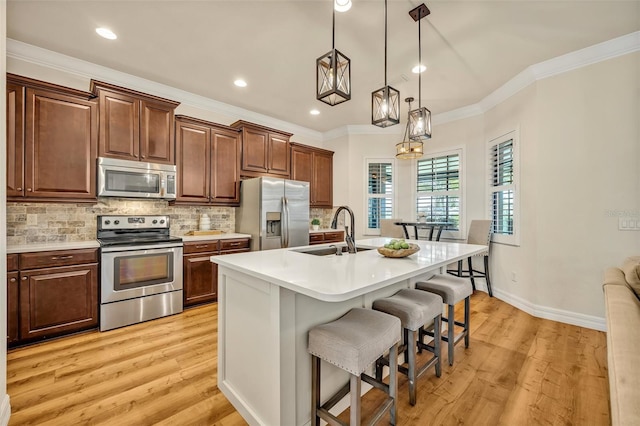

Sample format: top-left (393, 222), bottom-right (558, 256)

top-left (396, 140), bottom-right (424, 159)
top-left (317, 49), bottom-right (351, 106)
top-left (408, 106), bottom-right (432, 140)
top-left (334, 0), bottom-right (352, 12)
top-left (372, 86), bottom-right (400, 127)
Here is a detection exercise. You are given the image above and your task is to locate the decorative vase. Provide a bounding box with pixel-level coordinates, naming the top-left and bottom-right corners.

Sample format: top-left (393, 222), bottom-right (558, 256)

top-left (312, 225), bottom-right (319, 231)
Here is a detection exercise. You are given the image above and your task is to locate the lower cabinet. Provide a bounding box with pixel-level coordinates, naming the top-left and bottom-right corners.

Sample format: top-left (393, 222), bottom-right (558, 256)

top-left (309, 231), bottom-right (345, 245)
top-left (7, 254), bottom-right (19, 345)
top-left (183, 238), bottom-right (251, 308)
top-left (7, 249), bottom-right (99, 347)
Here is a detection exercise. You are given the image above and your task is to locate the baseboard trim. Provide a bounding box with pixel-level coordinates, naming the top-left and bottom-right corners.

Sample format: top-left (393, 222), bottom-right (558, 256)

top-left (492, 288), bottom-right (606, 331)
top-left (0, 394), bottom-right (11, 426)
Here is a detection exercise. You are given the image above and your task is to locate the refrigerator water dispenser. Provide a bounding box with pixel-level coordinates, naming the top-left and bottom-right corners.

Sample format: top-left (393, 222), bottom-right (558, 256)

top-left (266, 212), bottom-right (281, 238)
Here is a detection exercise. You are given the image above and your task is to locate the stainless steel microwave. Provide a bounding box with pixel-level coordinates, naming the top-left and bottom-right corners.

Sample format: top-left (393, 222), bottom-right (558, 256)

top-left (98, 157), bottom-right (177, 199)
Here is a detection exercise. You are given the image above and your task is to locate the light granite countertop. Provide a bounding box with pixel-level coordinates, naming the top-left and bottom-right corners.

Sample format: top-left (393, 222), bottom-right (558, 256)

top-left (7, 240), bottom-right (101, 254)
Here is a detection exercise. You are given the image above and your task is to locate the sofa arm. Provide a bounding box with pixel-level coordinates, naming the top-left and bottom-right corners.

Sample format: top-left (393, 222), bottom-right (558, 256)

top-left (603, 267), bottom-right (627, 287)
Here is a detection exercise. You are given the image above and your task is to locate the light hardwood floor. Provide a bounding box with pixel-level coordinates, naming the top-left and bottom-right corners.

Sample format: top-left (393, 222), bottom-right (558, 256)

top-left (7, 292), bottom-right (609, 425)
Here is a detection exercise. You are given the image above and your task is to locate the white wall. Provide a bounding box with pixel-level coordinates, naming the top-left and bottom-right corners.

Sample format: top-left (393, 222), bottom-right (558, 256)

top-left (1, 2), bottom-right (11, 424)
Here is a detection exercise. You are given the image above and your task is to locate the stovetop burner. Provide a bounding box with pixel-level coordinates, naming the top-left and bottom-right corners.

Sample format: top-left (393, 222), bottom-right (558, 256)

top-left (97, 215), bottom-right (182, 247)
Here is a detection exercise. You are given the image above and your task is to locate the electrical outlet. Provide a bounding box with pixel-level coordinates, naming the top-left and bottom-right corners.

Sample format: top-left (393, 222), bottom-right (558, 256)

top-left (511, 272), bottom-right (517, 282)
top-left (619, 217), bottom-right (640, 231)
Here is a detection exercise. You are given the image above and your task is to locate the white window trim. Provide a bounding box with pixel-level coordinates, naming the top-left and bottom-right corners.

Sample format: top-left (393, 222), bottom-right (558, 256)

top-left (487, 127), bottom-right (521, 246)
top-left (364, 157), bottom-right (397, 236)
top-left (412, 146), bottom-right (466, 240)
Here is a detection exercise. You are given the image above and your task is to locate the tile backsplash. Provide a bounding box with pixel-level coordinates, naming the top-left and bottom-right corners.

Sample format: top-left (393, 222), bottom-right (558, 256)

top-left (6, 199), bottom-right (336, 245)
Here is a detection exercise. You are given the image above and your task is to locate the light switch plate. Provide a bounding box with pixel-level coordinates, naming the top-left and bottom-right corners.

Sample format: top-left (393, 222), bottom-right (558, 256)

top-left (619, 217), bottom-right (640, 231)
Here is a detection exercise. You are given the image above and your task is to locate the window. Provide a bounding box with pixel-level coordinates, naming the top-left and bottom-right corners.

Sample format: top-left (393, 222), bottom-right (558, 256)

top-left (416, 150), bottom-right (462, 238)
top-left (366, 159), bottom-right (394, 234)
top-left (488, 129), bottom-right (519, 245)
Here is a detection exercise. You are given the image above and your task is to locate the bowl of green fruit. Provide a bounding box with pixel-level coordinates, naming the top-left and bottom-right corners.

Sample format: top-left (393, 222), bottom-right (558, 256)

top-left (377, 239), bottom-right (420, 258)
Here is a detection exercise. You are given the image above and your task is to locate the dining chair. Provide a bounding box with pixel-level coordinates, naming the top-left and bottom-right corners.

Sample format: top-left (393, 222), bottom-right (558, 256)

top-left (380, 219), bottom-right (405, 239)
top-left (447, 220), bottom-right (493, 297)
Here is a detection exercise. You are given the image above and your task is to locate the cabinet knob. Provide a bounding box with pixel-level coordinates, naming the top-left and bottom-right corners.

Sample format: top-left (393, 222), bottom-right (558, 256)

top-left (9, 278), bottom-right (16, 283)
top-left (21, 277), bottom-right (27, 281)
top-left (16, 187), bottom-right (22, 191)
top-left (26, 188), bottom-right (32, 192)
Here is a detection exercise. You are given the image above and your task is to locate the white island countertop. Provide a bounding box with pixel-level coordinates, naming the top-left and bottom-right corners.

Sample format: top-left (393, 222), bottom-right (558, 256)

top-left (211, 238), bottom-right (486, 302)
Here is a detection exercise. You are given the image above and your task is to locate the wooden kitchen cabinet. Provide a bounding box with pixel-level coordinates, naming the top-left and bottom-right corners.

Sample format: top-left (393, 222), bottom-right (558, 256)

top-left (183, 238), bottom-right (251, 307)
top-left (7, 254), bottom-right (19, 345)
top-left (290, 142), bottom-right (334, 208)
top-left (6, 74), bottom-right (98, 202)
top-left (174, 116), bottom-right (241, 205)
top-left (231, 120), bottom-right (292, 178)
top-left (91, 80), bottom-right (180, 165)
top-left (309, 230), bottom-right (344, 245)
top-left (8, 248), bottom-right (99, 347)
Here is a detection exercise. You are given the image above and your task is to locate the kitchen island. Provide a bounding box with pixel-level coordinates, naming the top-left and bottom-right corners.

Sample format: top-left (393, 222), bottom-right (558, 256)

top-left (211, 238), bottom-right (486, 426)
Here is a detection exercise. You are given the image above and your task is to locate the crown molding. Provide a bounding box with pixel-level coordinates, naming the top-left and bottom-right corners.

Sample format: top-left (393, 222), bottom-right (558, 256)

top-left (7, 31), bottom-right (639, 141)
top-left (433, 31), bottom-right (640, 126)
top-left (6, 39), bottom-right (323, 142)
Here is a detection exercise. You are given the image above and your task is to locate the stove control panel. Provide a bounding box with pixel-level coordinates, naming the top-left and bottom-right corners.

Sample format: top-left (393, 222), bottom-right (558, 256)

top-left (98, 215), bottom-right (171, 230)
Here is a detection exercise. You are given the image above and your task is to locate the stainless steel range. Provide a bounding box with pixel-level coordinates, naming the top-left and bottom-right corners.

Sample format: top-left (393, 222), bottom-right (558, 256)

top-left (97, 215), bottom-right (183, 331)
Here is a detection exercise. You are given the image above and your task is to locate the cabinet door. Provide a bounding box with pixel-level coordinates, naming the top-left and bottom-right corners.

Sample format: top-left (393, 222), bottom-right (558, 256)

top-left (7, 272), bottom-right (19, 345)
top-left (98, 90), bottom-right (140, 161)
top-left (241, 128), bottom-right (269, 173)
top-left (268, 134), bottom-right (290, 176)
top-left (211, 129), bottom-right (240, 204)
top-left (183, 253), bottom-right (218, 307)
top-left (6, 82), bottom-right (25, 197)
top-left (19, 264), bottom-right (98, 341)
top-left (24, 88), bottom-right (98, 200)
top-left (140, 99), bottom-right (175, 165)
top-left (312, 152), bottom-right (333, 208)
top-left (175, 120), bottom-right (211, 203)
top-left (290, 147), bottom-right (313, 184)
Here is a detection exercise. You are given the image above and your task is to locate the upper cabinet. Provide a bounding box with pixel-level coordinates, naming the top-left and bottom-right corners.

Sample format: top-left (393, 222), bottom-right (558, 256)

top-left (174, 116), bottom-right (241, 205)
top-left (6, 74), bottom-right (98, 202)
top-left (290, 143), bottom-right (334, 208)
top-left (90, 80), bottom-right (180, 165)
top-left (230, 120), bottom-right (292, 178)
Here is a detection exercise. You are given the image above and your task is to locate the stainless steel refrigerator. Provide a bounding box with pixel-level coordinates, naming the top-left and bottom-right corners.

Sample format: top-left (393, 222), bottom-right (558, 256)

top-left (236, 177), bottom-right (310, 251)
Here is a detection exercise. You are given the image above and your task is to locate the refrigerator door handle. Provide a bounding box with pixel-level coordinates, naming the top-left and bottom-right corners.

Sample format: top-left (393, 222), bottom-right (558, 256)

top-left (282, 196), bottom-right (290, 248)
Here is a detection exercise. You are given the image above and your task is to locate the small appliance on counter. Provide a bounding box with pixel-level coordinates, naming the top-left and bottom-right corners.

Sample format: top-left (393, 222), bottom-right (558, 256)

top-left (236, 177), bottom-right (310, 251)
top-left (97, 215), bottom-right (183, 331)
top-left (199, 213), bottom-right (211, 230)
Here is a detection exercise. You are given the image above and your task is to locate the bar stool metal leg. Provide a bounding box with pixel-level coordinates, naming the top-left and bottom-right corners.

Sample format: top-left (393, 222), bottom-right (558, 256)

top-left (447, 304), bottom-right (455, 365)
top-left (349, 374), bottom-right (361, 425)
top-left (311, 356), bottom-right (320, 426)
top-left (464, 297), bottom-right (470, 348)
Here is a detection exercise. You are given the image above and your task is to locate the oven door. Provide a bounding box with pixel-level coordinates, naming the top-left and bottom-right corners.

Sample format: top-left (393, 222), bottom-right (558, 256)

top-left (101, 244), bottom-right (183, 304)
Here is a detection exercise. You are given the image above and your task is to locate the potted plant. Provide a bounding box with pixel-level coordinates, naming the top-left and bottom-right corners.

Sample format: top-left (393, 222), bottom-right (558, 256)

top-left (311, 218), bottom-right (321, 231)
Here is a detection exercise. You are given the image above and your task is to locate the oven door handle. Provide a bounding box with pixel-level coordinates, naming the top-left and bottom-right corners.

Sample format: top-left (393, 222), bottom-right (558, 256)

top-left (100, 243), bottom-right (184, 253)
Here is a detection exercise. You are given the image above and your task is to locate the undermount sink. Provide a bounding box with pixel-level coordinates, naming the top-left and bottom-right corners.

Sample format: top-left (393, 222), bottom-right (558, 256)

top-left (294, 245), bottom-right (374, 256)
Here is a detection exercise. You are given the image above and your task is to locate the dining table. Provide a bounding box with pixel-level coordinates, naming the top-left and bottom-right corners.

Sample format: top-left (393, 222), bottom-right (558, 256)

top-left (394, 221), bottom-right (451, 241)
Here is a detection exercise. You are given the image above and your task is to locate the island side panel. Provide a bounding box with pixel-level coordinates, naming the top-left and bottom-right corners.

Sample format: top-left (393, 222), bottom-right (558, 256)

top-left (218, 266), bottom-right (294, 426)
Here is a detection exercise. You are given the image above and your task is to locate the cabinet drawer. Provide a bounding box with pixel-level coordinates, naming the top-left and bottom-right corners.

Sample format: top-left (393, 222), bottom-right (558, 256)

top-left (323, 232), bottom-right (344, 242)
top-left (220, 239), bottom-right (250, 252)
top-left (309, 233), bottom-right (324, 243)
top-left (183, 241), bottom-right (220, 254)
top-left (220, 248), bottom-right (251, 255)
top-left (19, 248), bottom-right (98, 269)
top-left (7, 254), bottom-right (19, 272)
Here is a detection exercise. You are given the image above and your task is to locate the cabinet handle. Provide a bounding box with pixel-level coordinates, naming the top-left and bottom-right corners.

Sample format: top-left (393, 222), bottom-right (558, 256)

top-left (51, 255), bottom-right (73, 260)
top-left (229, 242), bottom-right (241, 247)
top-left (9, 278), bottom-right (16, 283)
top-left (195, 245), bottom-right (208, 249)
top-left (27, 188), bottom-right (32, 192)
top-left (21, 277), bottom-right (27, 281)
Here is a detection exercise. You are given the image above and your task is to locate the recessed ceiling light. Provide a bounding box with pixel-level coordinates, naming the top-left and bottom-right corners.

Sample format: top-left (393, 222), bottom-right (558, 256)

top-left (334, 0), bottom-right (352, 12)
top-left (310, 109), bottom-right (320, 115)
top-left (412, 64), bottom-right (427, 74)
top-left (234, 79), bottom-right (247, 87)
top-left (96, 27), bottom-right (117, 40)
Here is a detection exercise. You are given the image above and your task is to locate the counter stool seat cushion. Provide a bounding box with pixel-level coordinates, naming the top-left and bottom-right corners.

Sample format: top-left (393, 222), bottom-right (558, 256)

top-left (372, 289), bottom-right (443, 331)
top-left (416, 275), bottom-right (472, 305)
top-left (308, 308), bottom-right (401, 376)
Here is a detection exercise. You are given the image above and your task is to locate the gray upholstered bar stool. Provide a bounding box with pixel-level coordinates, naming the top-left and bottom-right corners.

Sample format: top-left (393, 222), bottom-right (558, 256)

top-left (416, 274), bottom-right (473, 366)
top-left (372, 288), bottom-right (443, 406)
top-left (308, 308), bottom-right (401, 426)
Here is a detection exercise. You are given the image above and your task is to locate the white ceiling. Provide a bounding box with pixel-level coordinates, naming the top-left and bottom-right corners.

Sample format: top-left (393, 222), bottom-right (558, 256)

top-left (7, 1), bottom-right (640, 133)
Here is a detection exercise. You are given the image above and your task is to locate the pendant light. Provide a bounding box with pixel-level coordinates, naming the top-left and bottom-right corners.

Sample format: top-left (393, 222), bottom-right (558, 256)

top-left (334, 0), bottom-right (352, 12)
top-left (396, 97), bottom-right (424, 159)
top-left (371, 0), bottom-right (400, 128)
top-left (316, 3), bottom-right (351, 106)
top-left (408, 3), bottom-right (432, 140)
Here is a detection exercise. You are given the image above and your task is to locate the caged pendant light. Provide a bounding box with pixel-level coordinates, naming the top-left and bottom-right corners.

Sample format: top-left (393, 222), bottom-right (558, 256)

top-left (408, 3), bottom-right (432, 140)
top-left (316, 2), bottom-right (351, 106)
top-left (396, 97), bottom-right (424, 159)
top-left (371, 0), bottom-right (400, 128)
